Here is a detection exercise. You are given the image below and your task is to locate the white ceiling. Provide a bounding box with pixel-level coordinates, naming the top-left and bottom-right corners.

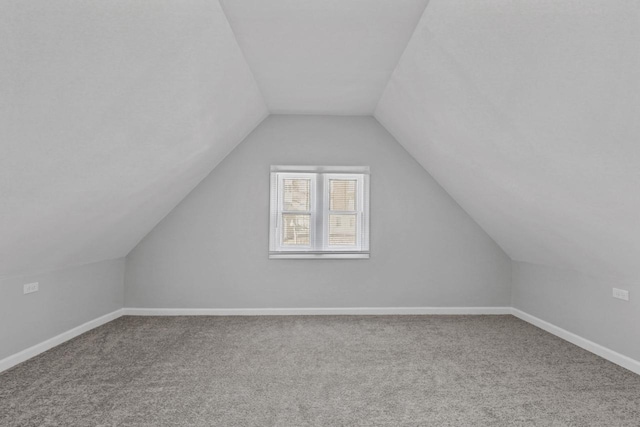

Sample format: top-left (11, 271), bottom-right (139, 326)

top-left (219, 0), bottom-right (430, 115)
top-left (2, 0), bottom-right (638, 282)
top-left (376, 0), bottom-right (640, 280)
top-left (0, 0), bottom-right (267, 277)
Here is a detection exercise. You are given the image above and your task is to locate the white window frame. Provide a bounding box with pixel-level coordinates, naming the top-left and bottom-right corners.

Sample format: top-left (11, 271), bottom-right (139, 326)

top-left (269, 165), bottom-right (370, 259)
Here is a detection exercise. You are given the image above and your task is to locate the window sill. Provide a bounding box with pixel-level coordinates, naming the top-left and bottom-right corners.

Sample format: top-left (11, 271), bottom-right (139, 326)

top-left (269, 252), bottom-right (370, 259)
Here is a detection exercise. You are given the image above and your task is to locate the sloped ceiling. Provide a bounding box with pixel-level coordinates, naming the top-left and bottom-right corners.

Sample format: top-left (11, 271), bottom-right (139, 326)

top-left (0, 0), bottom-right (267, 277)
top-left (3, 0), bottom-right (638, 282)
top-left (376, 0), bottom-right (640, 280)
top-left (219, 0), bottom-right (430, 115)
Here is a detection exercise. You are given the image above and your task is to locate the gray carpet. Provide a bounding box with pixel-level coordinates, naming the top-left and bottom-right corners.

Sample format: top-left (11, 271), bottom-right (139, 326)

top-left (1, 315), bottom-right (639, 426)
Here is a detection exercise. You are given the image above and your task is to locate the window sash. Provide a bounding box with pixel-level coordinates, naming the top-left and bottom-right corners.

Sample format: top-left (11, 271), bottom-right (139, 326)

top-left (274, 173), bottom-right (316, 251)
top-left (323, 173), bottom-right (364, 251)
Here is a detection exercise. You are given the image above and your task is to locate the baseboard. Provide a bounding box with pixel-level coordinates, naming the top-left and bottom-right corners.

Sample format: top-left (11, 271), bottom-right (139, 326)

top-left (0, 309), bottom-right (124, 374)
top-left (511, 308), bottom-right (640, 376)
top-left (5, 306), bottom-right (636, 377)
top-left (122, 306), bottom-right (511, 316)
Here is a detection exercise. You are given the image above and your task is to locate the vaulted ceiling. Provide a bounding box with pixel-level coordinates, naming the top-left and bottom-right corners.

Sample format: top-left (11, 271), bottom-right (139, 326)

top-left (2, 0), bottom-right (638, 281)
top-left (1, 0), bottom-right (267, 277)
top-left (219, 0), bottom-right (430, 115)
top-left (376, 0), bottom-right (640, 281)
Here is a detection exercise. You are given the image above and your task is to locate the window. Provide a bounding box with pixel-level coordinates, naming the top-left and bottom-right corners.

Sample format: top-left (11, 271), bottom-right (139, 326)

top-left (269, 166), bottom-right (370, 259)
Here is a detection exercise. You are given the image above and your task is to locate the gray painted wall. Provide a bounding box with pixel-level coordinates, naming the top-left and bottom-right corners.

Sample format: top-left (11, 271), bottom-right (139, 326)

top-left (125, 115), bottom-right (511, 308)
top-left (0, 258), bottom-right (125, 360)
top-left (512, 261), bottom-right (640, 362)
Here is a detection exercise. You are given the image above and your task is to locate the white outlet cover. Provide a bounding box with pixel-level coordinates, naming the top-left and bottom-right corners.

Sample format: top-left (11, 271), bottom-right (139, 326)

top-left (23, 282), bottom-right (39, 294)
top-left (612, 288), bottom-right (629, 301)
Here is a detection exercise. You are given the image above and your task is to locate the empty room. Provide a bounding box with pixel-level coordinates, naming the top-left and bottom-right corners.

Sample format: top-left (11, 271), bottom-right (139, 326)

top-left (1, 0), bottom-right (639, 425)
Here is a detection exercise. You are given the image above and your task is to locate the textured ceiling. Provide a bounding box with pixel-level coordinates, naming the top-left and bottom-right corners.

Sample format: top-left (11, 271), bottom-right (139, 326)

top-left (376, 0), bottom-right (640, 280)
top-left (0, 0), bottom-right (267, 277)
top-left (219, 0), bottom-right (430, 115)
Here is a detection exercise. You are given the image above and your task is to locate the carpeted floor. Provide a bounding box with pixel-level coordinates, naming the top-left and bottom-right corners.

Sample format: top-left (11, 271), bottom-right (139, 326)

top-left (1, 315), bottom-right (639, 426)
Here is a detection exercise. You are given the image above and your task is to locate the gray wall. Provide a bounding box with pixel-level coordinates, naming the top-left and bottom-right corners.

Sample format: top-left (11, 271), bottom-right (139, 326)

top-left (512, 261), bottom-right (640, 362)
top-left (0, 258), bottom-right (125, 360)
top-left (125, 115), bottom-right (511, 308)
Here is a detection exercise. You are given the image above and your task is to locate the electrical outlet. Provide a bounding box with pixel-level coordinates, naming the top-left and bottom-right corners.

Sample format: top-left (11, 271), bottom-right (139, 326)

top-left (23, 282), bottom-right (39, 294)
top-left (612, 288), bottom-right (629, 301)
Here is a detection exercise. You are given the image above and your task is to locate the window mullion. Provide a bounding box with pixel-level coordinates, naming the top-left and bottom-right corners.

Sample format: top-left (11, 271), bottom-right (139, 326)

top-left (314, 174), bottom-right (324, 251)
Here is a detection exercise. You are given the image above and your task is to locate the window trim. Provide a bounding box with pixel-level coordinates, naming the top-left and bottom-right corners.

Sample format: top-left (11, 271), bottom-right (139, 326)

top-left (269, 165), bottom-right (370, 259)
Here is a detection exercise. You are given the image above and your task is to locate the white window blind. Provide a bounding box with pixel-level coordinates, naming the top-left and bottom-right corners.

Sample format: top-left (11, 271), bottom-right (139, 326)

top-left (269, 166), bottom-right (370, 259)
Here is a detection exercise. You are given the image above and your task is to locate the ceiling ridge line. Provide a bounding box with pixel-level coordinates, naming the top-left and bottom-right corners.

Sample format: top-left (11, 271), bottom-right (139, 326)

top-left (216, 0), bottom-right (271, 114)
top-left (372, 0), bottom-right (432, 116)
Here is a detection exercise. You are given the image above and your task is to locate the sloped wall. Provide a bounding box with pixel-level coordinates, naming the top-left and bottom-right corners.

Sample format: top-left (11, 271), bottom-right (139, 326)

top-left (125, 115), bottom-right (511, 309)
top-left (0, 0), bottom-right (267, 278)
top-left (376, 0), bottom-right (640, 282)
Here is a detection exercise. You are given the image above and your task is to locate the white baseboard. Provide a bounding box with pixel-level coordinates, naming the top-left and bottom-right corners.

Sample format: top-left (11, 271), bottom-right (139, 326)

top-left (4, 306), bottom-right (637, 378)
top-left (511, 308), bottom-right (640, 376)
top-left (0, 306), bottom-right (509, 373)
top-left (122, 306), bottom-right (512, 316)
top-left (0, 309), bottom-right (124, 374)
